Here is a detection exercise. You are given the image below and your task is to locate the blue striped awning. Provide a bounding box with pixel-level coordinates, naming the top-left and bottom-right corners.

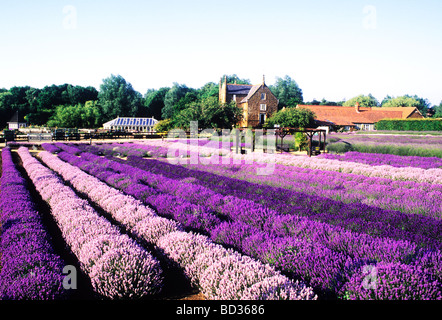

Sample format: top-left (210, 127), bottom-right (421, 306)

top-left (103, 117), bottom-right (157, 127)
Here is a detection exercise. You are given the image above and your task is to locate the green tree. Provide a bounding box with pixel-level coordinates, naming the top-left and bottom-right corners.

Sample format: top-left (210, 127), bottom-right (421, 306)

top-left (433, 101), bottom-right (442, 118)
top-left (173, 96), bottom-right (242, 130)
top-left (382, 94), bottom-right (430, 116)
top-left (143, 87), bottom-right (169, 120)
top-left (161, 83), bottom-right (192, 119)
top-left (98, 74), bottom-right (142, 122)
top-left (47, 101), bottom-right (101, 128)
top-left (198, 82), bottom-right (219, 100)
top-left (343, 94), bottom-right (379, 108)
top-left (222, 74), bottom-right (251, 85)
top-left (270, 75), bottom-right (303, 108)
top-left (265, 107), bottom-right (316, 128)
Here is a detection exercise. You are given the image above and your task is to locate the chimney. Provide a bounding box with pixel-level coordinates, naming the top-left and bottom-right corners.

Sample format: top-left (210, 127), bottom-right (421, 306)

top-left (355, 102), bottom-right (360, 113)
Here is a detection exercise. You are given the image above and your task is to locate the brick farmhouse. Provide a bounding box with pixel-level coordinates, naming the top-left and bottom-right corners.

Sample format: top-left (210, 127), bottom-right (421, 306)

top-left (219, 76), bottom-right (279, 128)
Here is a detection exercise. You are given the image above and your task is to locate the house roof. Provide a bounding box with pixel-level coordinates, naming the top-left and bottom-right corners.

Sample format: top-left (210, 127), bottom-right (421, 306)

top-left (297, 105), bottom-right (422, 126)
top-left (226, 84), bottom-right (254, 96)
top-left (7, 111), bottom-right (26, 123)
top-left (240, 85), bottom-right (261, 103)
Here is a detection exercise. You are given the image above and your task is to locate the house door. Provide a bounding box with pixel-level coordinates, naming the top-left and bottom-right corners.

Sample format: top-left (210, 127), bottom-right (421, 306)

top-left (259, 113), bottom-right (266, 125)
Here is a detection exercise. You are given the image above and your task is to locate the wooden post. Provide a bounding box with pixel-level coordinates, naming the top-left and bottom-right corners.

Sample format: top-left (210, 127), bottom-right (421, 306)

top-left (235, 129), bottom-right (239, 154)
top-left (307, 132), bottom-right (312, 157)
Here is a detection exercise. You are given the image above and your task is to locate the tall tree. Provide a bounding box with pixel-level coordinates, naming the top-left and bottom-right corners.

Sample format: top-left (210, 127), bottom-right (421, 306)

top-left (143, 87), bottom-right (169, 120)
top-left (98, 74), bottom-right (142, 122)
top-left (161, 83), bottom-right (192, 119)
top-left (265, 107), bottom-right (316, 128)
top-left (381, 94), bottom-right (430, 116)
top-left (173, 96), bottom-right (242, 130)
top-left (343, 94), bottom-right (379, 108)
top-left (222, 74), bottom-right (251, 85)
top-left (270, 75), bottom-right (303, 108)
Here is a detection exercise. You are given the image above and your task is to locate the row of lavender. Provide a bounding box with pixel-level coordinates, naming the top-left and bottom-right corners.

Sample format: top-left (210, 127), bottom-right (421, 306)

top-left (76, 143), bottom-right (442, 249)
top-left (74, 139), bottom-right (442, 184)
top-left (81, 141), bottom-right (442, 219)
top-left (37, 146), bottom-right (315, 300)
top-left (17, 147), bottom-right (164, 299)
top-left (0, 148), bottom-right (66, 299)
top-left (318, 151), bottom-right (442, 170)
top-left (48, 143), bottom-right (442, 299)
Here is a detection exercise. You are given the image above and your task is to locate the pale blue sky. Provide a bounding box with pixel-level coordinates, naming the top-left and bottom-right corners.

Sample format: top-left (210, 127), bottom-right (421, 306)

top-left (1, 0), bottom-right (441, 105)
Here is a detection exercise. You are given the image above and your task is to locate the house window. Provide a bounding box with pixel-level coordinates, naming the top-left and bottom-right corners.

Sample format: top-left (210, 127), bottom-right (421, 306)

top-left (261, 93), bottom-right (266, 100)
top-left (260, 104), bottom-right (267, 111)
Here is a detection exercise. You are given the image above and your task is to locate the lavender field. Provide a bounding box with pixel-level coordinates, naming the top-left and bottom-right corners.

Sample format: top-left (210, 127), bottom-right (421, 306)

top-left (1, 137), bottom-right (442, 301)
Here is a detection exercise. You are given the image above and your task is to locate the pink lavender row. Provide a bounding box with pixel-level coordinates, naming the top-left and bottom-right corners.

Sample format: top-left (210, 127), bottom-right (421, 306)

top-left (0, 148), bottom-right (66, 300)
top-left (318, 151), bottom-right (442, 170)
top-left (38, 148), bottom-right (315, 300)
top-left (17, 147), bottom-right (163, 299)
top-left (53, 146), bottom-right (442, 299)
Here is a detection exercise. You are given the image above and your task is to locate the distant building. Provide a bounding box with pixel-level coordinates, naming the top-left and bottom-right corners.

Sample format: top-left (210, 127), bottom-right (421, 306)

top-left (219, 75), bottom-right (279, 128)
top-left (297, 103), bottom-right (424, 131)
top-left (103, 117), bottom-right (158, 132)
top-left (7, 111), bottom-right (27, 130)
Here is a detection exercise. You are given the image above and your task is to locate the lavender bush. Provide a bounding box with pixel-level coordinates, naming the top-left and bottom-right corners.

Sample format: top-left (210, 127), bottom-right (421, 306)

top-left (0, 147), bottom-right (66, 300)
top-left (17, 147), bottom-right (164, 299)
top-left (319, 151), bottom-right (442, 170)
top-left (46, 143), bottom-right (442, 299)
top-left (38, 147), bottom-right (316, 300)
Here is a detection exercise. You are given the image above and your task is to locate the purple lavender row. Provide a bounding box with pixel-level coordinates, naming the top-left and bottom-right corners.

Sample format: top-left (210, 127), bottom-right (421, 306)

top-left (17, 147), bottom-right (163, 299)
top-left (74, 142), bottom-right (442, 219)
top-left (182, 158), bottom-right (442, 219)
top-left (39, 148), bottom-right (315, 300)
top-left (90, 152), bottom-right (442, 299)
top-left (318, 151), bottom-right (442, 170)
top-left (53, 148), bottom-right (339, 297)
top-left (50, 145), bottom-right (442, 299)
top-left (0, 148), bottom-right (66, 300)
top-left (72, 143), bottom-right (442, 251)
top-left (110, 153), bottom-right (442, 251)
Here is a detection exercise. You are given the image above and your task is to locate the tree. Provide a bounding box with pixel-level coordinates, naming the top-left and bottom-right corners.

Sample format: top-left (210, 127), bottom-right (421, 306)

top-left (265, 107), bottom-right (316, 128)
top-left (64, 85), bottom-right (98, 105)
top-left (172, 96), bottom-right (242, 130)
top-left (433, 101), bottom-right (442, 118)
top-left (161, 83), bottom-right (193, 119)
top-left (343, 94), bottom-right (379, 108)
top-left (270, 75), bottom-right (303, 108)
top-left (143, 87), bottom-right (169, 120)
top-left (381, 95), bottom-right (430, 116)
top-left (98, 74), bottom-right (142, 122)
top-left (197, 82), bottom-right (219, 100)
top-left (221, 74), bottom-right (251, 85)
top-left (46, 101), bottom-right (101, 128)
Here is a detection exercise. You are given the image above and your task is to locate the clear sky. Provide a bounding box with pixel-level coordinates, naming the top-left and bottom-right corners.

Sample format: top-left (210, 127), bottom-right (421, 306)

top-left (1, 0), bottom-right (441, 105)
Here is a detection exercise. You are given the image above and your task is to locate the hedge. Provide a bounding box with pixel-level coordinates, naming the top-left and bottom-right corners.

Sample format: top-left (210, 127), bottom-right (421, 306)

top-left (375, 119), bottom-right (442, 131)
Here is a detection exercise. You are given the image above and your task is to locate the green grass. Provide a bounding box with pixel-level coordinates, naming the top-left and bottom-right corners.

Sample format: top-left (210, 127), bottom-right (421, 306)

top-left (326, 141), bottom-right (442, 158)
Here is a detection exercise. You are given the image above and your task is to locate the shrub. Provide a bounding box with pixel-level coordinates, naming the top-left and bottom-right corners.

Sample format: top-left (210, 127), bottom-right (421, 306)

top-left (375, 119), bottom-right (442, 131)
